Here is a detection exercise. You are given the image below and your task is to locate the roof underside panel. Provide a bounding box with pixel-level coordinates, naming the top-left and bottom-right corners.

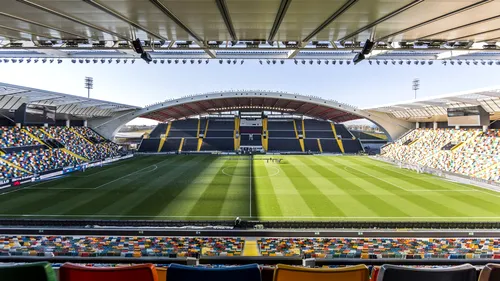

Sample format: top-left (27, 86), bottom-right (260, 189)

top-left (226, 0), bottom-right (281, 40)
top-left (140, 96), bottom-right (360, 123)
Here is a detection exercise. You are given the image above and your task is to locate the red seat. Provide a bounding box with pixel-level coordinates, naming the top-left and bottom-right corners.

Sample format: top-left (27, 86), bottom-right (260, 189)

top-left (59, 263), bottom-right (158, 281)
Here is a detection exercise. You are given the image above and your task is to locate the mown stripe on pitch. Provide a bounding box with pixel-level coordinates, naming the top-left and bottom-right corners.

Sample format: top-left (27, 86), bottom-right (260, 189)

top-left (279, 157), bottom-right (346, 217)
top-left (122, 155), bottom-right (218, 217)
top-left (253, 158), bottom-right (283, 218)
top-left (187, 157), bottom-right (233, 217)
top-left (298, 156), bottom-right (399, 217)
top-left (342, 157), bottom-right (469, 217)
top-left (310, 156), bottom-right (411, 217)
top-left (51, 155), bottom-right (187, 216)
top-left (349, 158), bottom-right (500, 217)
top-left (217, 156), bottom-right (252, 217)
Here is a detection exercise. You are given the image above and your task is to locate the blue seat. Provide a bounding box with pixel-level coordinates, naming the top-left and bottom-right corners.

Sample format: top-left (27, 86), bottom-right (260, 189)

top-left (166, 263), bottom-right (261, 281)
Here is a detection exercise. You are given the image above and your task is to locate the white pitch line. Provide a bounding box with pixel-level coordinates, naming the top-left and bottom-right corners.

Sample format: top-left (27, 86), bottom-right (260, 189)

top-left (249, 155), bottom-right (252, 217)
top-left (93, 164), bottom-right (158, 190)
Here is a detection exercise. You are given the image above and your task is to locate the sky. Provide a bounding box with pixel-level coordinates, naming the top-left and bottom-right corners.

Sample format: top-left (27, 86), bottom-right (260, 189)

top-left (0, 59), bottom-right (499, 125)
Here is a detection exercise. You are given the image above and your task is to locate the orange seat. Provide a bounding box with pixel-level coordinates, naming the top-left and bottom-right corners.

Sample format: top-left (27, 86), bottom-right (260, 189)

top-left (59, 263), bottom-right (158, 281)
top-left (273, 264), bottom-right (369, 281)
top-left (156, 267), bottom-right (167, 281)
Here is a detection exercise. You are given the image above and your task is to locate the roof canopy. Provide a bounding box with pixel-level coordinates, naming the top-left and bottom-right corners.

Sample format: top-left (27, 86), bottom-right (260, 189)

top-left (0, 82), bottom-right (139, 118)
top-left (366, 87), bottom-right (500, 122)
top-left (0, 0), bottom-right (500, 60)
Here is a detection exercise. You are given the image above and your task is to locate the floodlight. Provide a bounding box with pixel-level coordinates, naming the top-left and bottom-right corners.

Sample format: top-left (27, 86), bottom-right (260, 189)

top-left (93, 59), bottom-right (98, 63)
top-left (339, 60), bottom-right (343, 65)
top-left (182, 59), bottom-right (187, 64)
top-left (26, 58), bottom-right (31, 63)
top-left (79, 59), bottom-right (84, 64)
top-left (100, 59), bottom-right (105, 63)
top-left (324, 60), bottom-right (329, 65)
top-left (190, 59), bottom-right (195, 64)
top-left (294, 59), bottom-right (298, 65)
top-left (42, 58), bottom-right (47, 63)
top-left (160, 59), bottom-right (165, 64)
top-left (71, 59), bottom-right (76, 63)
top-left (108, 59), bottom-right (113, 64)
top-left (116, 59), bottom-right (120, 63)
top-left (167, 59), bottom-right (172, 64)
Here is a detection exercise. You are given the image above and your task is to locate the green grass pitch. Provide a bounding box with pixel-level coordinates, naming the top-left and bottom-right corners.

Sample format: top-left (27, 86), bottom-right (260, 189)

top-left (1, 155), bottom-right (500, 221)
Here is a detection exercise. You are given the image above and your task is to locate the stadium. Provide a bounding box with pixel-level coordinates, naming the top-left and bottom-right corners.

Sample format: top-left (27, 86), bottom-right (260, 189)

top-left (1, 0), bottom-right (500, 280)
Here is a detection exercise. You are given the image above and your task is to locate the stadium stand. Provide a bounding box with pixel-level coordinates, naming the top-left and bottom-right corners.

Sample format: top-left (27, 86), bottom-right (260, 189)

top-left (0, 126), bottom-right (40, 148)
top-left (478, 263), bottom-right (500, 281)
top-left (381, 129), bottom-right (500, 183)
top-left (258, 238), bottom-right (500, 259)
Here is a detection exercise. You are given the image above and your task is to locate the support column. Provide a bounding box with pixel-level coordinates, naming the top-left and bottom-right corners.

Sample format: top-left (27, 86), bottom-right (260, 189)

top-left (455, 125), bottom-right (460, 130)
top-left (66, 120), bottom-right (70, 127)
top-left (83, 120), bottom-right (88, 127)
top-left (483, 125), bottom-right (489, 132)
top-left (416, 122), bottom-right (420, 129)
top-left (433, 121), bottom-right (438, 130)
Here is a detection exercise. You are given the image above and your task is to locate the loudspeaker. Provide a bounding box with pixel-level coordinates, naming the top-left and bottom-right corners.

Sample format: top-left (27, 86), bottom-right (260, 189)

top-left (141, 52), bottom-right (152, 63)
top-left (132, 39), bottom-right (144, 54)
top-left (361, 39), bottom-right (375, 55)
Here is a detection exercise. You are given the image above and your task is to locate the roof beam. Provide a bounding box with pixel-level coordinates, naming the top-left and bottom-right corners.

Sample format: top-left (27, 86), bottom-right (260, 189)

top-left (478, 91), bottom-right (500, 98)
top-left (376, 0), bottom-right (493, 41)
top-left (148, 0), bottom-right (215, 58)
top-left (215, 0), bottom-right (237, 41)
top-left (419, 14), bottom-right (500, 40)
top-left (303, 0), bottom-right (358, 42)
top-left (448, 27), bottom-right (500, 41)
top-left (302, 105), bottom-right (320, 116)
top-left (17, 0), bottom-right (130, 41)
top-left (0, 12), bottom-right (87, 39)
top-left (182, 103), bottom-right (199, 115)
top-left (82, 0), bottom-right (168, 41)
top-left (338, 0), bottom-right (424, 41)
top-left (447, 97), bottom-right (482, 105)
top-left (0, 24), bottom-right (56, 40)
top-left (268, 0), bottom-right (292, 42)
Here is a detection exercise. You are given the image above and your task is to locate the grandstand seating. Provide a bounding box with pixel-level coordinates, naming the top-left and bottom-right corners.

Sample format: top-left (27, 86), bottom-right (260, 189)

top-left (376, 264), bottom-right (476, 281)
top-left (274, 264), bottom-right (369, 281)
top-left (167, 263), bottom-right (261, 281)
top-left (0, 261), bottom-right (57, 281)
top-left (138, 139), bottom-right (161, 152)
top-left (381, 129), bottom-right (500, 183)
top-left (0, 126), bottom-right (40, 148)
top-left (267, 120), bottom-right (301, 152)
top-left (0, 236), bottom-right (244, 257)
top-left (2, 148), bottom-right (81, 174)
top-left (258, 238), bottom-right (500, 259)
top-left (59, 263), bottom-right (158, 281)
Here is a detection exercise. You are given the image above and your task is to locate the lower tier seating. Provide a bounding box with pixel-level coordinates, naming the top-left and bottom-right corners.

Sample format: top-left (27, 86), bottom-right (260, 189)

top-left (268, 139), bottom-right (302, 152)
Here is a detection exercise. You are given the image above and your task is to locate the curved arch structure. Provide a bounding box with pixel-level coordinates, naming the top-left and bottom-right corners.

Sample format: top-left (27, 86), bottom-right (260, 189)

top-left (88, 90), bottom-right (413, 141)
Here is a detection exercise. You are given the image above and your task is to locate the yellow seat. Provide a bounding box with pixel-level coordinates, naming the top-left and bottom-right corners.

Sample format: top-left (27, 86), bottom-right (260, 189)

top-left (273, 264), bottom-right (369, 281)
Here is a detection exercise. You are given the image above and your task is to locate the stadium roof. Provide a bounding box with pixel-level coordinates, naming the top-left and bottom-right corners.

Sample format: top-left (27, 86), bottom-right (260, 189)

top-left (365, 86), bottom-right (500, 122)
top-left (0, 82), bottom-right (139, 118)
top-left (0, 0), bottom-right (500, 61)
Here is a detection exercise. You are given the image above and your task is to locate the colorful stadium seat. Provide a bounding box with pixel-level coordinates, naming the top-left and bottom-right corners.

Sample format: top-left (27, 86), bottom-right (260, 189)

top-left (273, 264), bottom-right (369, 281)
top-left (58, 263), bottom-right (158, 281)
top-left (166, 263), bottom-right (262, 281)
top-left (478, 263), bottom-right (500, 281)
top-left (0, 261), bottom-right (57, 281)
top-left (376, 264), bottom-right (476, 281)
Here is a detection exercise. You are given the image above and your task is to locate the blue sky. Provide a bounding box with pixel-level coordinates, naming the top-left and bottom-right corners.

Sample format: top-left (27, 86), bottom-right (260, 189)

top-left (0, 59), bottom-right (499, 124)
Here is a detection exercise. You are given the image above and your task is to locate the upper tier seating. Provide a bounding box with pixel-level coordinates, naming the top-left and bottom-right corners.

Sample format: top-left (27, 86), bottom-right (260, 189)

top-left (72, 126), bottom-right (106, 143)
top-left (0, 126), bottom-right (40, 148)
top-left (59, 263), bottom-right (158, 281)
top-left (381, 129), bottom-right (500, 182)
top-left (167, 263), bottom-right (261, 281)
top-left (376, 264), bottom-right (476, 281)
top-left (139, 139), bottom-right (161, 152)
top-left (149, 123), bottom-right (168, 137)
top-left (274, 264), bottom-right (369, 281)
top-left (0, 261), bottom-right (57, 281)
top-left (0, 236), bottom-right (244, 257)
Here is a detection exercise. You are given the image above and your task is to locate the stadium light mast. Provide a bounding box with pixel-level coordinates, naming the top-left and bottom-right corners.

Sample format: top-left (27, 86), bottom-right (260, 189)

top-left (84, 77), bottom-right (93, 98)
top-left (412, 78), bottom-right (420, 99)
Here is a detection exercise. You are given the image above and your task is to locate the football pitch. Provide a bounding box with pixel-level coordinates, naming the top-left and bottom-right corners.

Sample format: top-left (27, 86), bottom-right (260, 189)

top-left (1, 155), bottom-right (500, 221)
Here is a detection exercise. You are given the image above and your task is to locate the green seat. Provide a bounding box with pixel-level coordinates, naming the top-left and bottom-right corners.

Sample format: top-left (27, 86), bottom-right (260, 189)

top-left (0, 262), bottom-right (57, 281)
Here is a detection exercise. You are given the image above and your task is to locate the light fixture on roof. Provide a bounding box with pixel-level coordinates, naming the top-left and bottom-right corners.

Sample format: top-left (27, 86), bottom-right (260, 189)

top-left (42, 58), bottom-right (47, 63)
top-left (332, 60), bottom-right (336, 65)
top-left (301, 60), bottom-right (306, 65)
top-left (280, 60), bottom-right (284, 65)
top-left (240, 60), bottom-right (244, 65)
top-left (481, 60), bottom-right (486, 65)
top-left (160, 59), bottom-right (165, 64)
top-left (413, 60), bottom-right (418, 65)
top-left (71, 59), bottom-right (76, 63)
top-left (233, 59), bottom-right (237, 64)
top-left (166, 59), bottom-right (171, 64)
top-left (57, 59), bottom-right (62, 64)
top-left (488, 61), bottom-right (494, 65)
top-left (324, 60), bottom-right (329, 65)
top-left (131, 59), bottom-right (135, 64)
top-left (457, 60), bottom-right (462, 65)
top-left (226, 59), bottom-right (231, 64)
top-left (317, 60), bottom-right (321, 65)
top-left (294, 59), bottom-right (298, 65)
top-left (219, 59), bottom-right (223, 64)
top-left (272, 59), bottom-right (277, 65)
top-left (116, 59), bottom-right (120, 64)
top-left (109, 59), bottom-right (113, 64)
top-left (190, 59), bottom-right (195, 64)
top-left (473, 60), bottom-right (478, 65)
top-left (79, 59), bottom-right (84, 64)
top-left (376, 60), bottom-right (380, 65)
top-left (198, 59), bottom-right (202, 64)
top-left (450, 60), bottom-right (455, 65)
top-left (339, 60), bottom-right (343, 65)
top-left (384, 60), bottom-right (388, 65)
top-left (3, 59), bottom-right (8, 63)
top-left (26, 58), bottom-right (31, 63)
top-left (11, 59), bottom-right (17, 63)
top-left (182, 59), bottom-right (187, 64)
top-left (93, 59), bottom-right (98, 63)
top-left (420, 60), bottom-right (425, 65)
top-left (406, 60), bottom-right (411, 65)
top-left (465, 60), bottom-right (470, 65)
top-left (266, 59), bottom-right (271, 65)
top-left (84, 59), bottom-right (90, 63)
top-left (309, 60), bottom-right (313, 65)
top-left (391, 60), bottom-right (396, 65)
top-left (442, 61), bottom-right (447, 66)
top-left (259, 59), bottom-right (263, 65)
top-left (368, 60), bottom-right (372, 65)
top-left (174, 59), bottom-right (179, 64)
top-left (124, 59), bottom-right (127, 64)
top-left (19, 58), bottom-right (24, 63)
top-left (346, 60), bottom-right (351, 65)
top-left (34, 58), bottom-right (39, 63)
top-left (496, 61), bottom-right (500, 65)
top-left (100, 58), bottom-right (105, 64)
top-left (428, 61), bottom-right (433, 65)
top-left (398, 60), bottom-right (403, 65)
top-left (205, 59), bottom-right (209, 64)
